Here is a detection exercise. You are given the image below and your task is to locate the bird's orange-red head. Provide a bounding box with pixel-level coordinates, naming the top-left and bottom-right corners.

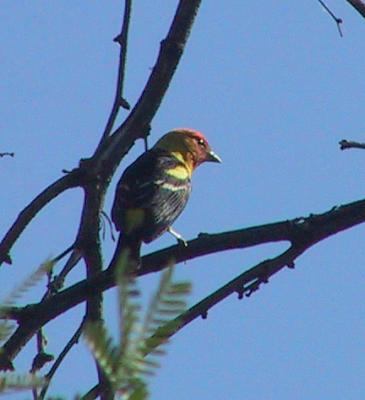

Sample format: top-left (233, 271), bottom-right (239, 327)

top-left (154, 128), bottom-right (221, 174)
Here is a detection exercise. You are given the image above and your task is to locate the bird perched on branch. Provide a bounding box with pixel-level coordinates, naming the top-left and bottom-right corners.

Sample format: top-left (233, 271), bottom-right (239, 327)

top-left (111, 128), bottom-right (221, 268)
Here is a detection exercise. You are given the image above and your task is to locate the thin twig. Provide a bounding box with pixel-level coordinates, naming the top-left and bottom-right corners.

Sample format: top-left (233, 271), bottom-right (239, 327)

top-left (47, 250), bottom-right (82, 294)
top-left (52, 245), bottom-right (74, 263)
top-left (143, 246), bottom-right (302, 354)
top-left (31, 331), bottom-right (44, 400)
top-left (98, 0), bottom-right (132, 145)
top-left (0, 170), bottom-right (82, 266)
top-left (0, 0), bottom-right (203, 390)
top-left (82, 245), bottom-right (298, 397)
top-left (38, 319), bottom-right (85, 400)
top-left (79, 244), bottom-right (319, 395)
top-left (318, 0), bottom-right (343, 36)
top-left (81, 384), bottom-right (101, 400)
top-left (94, 0), bottom-right (202, 169)
top-left (339, 139), bottom-right (365, 150)
top-left (76, 186), bottom-right (108, 394)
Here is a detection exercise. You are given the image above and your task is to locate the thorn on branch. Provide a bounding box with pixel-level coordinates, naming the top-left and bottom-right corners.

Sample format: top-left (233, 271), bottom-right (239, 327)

top-left (113, 33), bottom-right (123, 45)
top-left (197, 232), bottom-right (210, 239)
top-left (30, 351), bottom-right (54, 373)
top-left (201, 310), bottom-right (208, 319)
top-left (119, 97), bottom-right (131, 110)
top-left (321, 204), bottom-right (340, 217)
top-left (95, 0), bottom-right (132, 145)
top-left (245, 280), bottom-right (261, 298)
top-left (0, 253), bottom-right (12, 265)
top-left (287, 261), bottom-right (295, 269)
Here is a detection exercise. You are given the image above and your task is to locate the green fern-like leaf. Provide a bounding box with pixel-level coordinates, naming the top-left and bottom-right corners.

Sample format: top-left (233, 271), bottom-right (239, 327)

top-left (137, 263), bottom-right (191, 375)
top-left (85, 254), bottom-right (191, 398)
top-left (138, 264), bottom-right (174, 339)
top-left (115, 250), bottom-right (141, 359)
top-left (0, 259), bottom-right (55, 344)
top-left (0, 321), bottom-right (15, 344)
top-left (84, 321), bottom-right (119, 383)
top-left (0, 373), bottom-right (44, 393)
top-left (1, 259), bottom-right (54, 307)
top-left (127, 378), bottom-right (149, 400)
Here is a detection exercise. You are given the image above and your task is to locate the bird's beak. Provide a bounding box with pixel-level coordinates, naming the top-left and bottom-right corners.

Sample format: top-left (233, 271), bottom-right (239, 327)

top-left (206, 149), bottom-right (222, 163)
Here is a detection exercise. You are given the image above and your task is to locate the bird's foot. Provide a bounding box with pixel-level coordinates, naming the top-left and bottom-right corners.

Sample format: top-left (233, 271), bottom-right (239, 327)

top-left (168, 227), bottom-right (188, 247)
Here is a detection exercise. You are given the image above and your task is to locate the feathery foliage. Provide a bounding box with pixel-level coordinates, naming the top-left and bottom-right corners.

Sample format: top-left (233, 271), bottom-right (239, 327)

top-left (0, 260), bottom-right (53, 393)
top-left (84, 252), bottom-right (191, 399)
top-left (0, 373), bottom-right (44, 393)
top-left (0, 259), bottom-right (54, 344)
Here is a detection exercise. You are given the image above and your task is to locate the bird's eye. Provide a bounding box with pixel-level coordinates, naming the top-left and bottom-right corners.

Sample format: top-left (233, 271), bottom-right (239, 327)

top-left (197, 138), bottom-right (206, 147)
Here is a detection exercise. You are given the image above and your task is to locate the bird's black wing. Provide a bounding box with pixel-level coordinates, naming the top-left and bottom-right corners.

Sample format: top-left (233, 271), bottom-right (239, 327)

top-left (111, 149), bottom-right (191, 242)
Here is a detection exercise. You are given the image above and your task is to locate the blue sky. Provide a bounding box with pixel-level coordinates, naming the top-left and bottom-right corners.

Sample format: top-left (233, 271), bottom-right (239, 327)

top-left (1, 1), bottom-right (365, 399)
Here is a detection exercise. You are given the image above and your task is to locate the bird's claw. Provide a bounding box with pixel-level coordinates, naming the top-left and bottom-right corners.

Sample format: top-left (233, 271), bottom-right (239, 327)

top-left (168, 227), bottom-right (188, 246)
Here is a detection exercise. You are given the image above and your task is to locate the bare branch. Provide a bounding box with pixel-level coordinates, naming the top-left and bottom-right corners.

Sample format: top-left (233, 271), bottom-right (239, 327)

top-left (38, 319), bottom-right (84, 400)
top-left (0, 171), bottom-right (82, 266)
top-left (81, 384), bottom-right (101, 400)
top-left (346, 0), bottom-right (365, 19)
top-left (2, 197), bottom-right (365, 369)
top-left (95, 0), bottom-right (202, 170)
top-left (47, 250), bottom-right (82, 294)
top-left (339, 139), bottom-right (365, 150)
top-left (0, 0), bottom-right (202, 270)
top-left (98, 0), bottom-right (132, 146)
top-left (0, 0), bottom-right (206, 393)
top-left (148, 246), bottom-right (303, 347)
top-left (318, 0), bottom-right (343, 36)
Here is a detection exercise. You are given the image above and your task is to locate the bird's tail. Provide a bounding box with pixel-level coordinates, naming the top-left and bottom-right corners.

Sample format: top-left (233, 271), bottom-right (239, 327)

top-left (110, 234), bottom-right (142, 273)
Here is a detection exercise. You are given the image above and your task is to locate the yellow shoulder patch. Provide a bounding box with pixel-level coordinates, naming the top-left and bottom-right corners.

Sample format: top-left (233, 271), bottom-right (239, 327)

top-left (165, 165), bottom-right (191, 180)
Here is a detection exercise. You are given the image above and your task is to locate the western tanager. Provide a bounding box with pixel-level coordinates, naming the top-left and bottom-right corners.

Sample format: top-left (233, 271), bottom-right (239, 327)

top-left (111, 128), bottom-right (221, 267)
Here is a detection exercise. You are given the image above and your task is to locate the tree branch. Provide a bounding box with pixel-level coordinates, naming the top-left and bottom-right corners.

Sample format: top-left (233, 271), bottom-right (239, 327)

top-left (318, 0), bottom-right (343, 36)
top-left (0, 171), bottom-right (82, 266)
top-left (38, 319), bottom-right (84, 400)
top-left (94, 0), bottom-right (202, 172)
top-left (143, 245), bottom-right (301, 353)
top-left (0, 0), bottom-right (204, 388)
top-left (346, 0), bottom-right (365, 19)
top-left (0, 0), bottom-right (201, 270)
top-left (339, 139), bottom-right (365, 150)
top-left (98, 0), bottom-right (132, 146)
top-left (2, 197), bottom-right (365, 369)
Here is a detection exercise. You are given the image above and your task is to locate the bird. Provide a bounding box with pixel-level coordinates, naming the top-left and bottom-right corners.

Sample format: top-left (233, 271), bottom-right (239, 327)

top-left (110, 128), bottom-right (221, 269)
